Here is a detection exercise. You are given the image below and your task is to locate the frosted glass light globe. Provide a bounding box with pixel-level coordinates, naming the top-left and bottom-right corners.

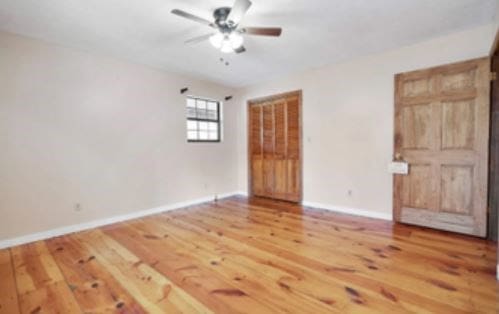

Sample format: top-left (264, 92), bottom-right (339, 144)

top-left (229, 33), bottom-right (243, 49)
top-left (209, 33), bottom-right (224, 48)
top-left (210, 32), bottom-right (243, 53)
top-left (220, 40), bottom-right (234, 53)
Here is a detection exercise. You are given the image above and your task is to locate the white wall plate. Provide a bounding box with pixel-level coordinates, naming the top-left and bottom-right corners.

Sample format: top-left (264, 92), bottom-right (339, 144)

top-left (388, 161), bottom-right (409, 175)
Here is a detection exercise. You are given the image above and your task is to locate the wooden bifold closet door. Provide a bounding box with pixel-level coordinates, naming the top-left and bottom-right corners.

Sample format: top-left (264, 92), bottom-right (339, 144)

top-left (249, 91), bottom-right (302, 202)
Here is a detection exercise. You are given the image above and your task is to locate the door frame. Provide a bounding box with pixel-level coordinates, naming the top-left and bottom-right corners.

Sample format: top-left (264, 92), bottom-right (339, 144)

top-left (488, 29), bottom-right (499, 240)
top-left (247, 90), bottom-right (303, 202)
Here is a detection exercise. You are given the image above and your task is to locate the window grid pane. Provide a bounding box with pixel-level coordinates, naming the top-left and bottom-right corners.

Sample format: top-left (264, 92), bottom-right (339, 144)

top-left (197, 100), bottom-right (207, 110)
top-left (208, 131), bottom-right (218, 140)
top-left (187, 120), bottom-right (197, 130)
top-left (186, 96), bottom-right (220, 142)
top-left (208, 122), bottom-right (218, 131)
top-left (187, 130), bottom-right (198, 140)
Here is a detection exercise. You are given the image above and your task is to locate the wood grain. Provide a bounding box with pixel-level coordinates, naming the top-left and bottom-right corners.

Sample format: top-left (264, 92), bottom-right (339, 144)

top-left (45, 235), bottom-right (145, 313)
top-left (11, 242), bottom-right (82, 313)
top-left (0, 196), bottom-right (496, 313)
top-left (249, 105), bottom-right (264, 196)
top-left (248, 90), bottom-right (302, 202)
top-left (0, 249), bottom-right (19, 314)
top-left (394, 57), bottom-right (490, 237)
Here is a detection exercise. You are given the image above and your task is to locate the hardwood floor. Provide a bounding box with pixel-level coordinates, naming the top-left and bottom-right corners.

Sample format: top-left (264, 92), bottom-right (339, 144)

top-left (0, 196), bottom-right (497, 313)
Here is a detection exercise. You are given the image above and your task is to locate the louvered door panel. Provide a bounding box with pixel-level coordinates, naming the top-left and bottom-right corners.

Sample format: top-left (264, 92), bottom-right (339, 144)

top-left (249, 105), bottom-right (264, 196)
top-left (262, 104), bottom-right (274, 197)
top-left (286, 97), bottom-right (301, 202)
top-left (273, 100), bottom-right (287, 200)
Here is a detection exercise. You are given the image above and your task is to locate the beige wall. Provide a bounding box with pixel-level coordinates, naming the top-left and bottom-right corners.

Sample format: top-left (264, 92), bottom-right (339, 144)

top-left (236, 24), bottom-right (496, 217)
top-left (0, 31), bottom-right (238, 240)
top-left (1, 22), bottom-right (497, 242)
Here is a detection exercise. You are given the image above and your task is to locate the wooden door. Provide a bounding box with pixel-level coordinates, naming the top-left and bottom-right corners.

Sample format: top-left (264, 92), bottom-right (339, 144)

top-left (248, 91), bottom-right (302, 202)
top-left (394, 58), bottom-right (490, 237)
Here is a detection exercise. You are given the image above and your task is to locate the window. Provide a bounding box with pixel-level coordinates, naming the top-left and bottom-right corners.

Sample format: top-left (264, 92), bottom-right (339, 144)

top-left (186, 96), bottom-right (221, 142)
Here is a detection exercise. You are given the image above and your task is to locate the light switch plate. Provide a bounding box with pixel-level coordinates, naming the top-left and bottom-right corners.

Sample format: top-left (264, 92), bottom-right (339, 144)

top-left (388, 161), bottom-right (409, 175)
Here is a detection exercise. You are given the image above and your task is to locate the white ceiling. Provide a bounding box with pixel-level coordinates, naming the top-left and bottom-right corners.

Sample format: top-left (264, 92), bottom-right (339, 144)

top-left (0, 0), bottom-right (496, 87)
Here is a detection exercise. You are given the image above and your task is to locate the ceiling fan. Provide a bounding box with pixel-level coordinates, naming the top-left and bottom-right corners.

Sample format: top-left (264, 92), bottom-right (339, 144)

top-left (171, 0), bottom-right (282, 54)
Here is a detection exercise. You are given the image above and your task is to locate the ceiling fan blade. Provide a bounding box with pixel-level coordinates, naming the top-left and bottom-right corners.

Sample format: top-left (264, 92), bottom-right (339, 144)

top-left (171, 9), bottom-right (214, 27)
top-left (235, 46), bottom-right (246, 54)
top-left (185, 33), bottom-right (215, 44)
top-left (242, 27), bottom-right (282, 37)
top-left (227, 0), bottom-right (252, 25)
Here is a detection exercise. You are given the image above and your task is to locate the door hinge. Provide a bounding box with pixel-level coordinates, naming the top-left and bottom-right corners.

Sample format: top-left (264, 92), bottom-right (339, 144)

top-left (491, 72), bottom-right (497, 81)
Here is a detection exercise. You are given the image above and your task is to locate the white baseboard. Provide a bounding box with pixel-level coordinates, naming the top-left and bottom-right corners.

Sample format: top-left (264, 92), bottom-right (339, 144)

top-left (230, 192), bottom-right (391, 221)
top-left (302, 200), bottom-right (392, 221)
top-left (0, 191), bottom-right (243, 249)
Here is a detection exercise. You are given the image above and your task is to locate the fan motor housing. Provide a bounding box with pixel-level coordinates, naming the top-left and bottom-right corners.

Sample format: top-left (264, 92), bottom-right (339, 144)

top-left (213, 7), bottom-right (233, 29)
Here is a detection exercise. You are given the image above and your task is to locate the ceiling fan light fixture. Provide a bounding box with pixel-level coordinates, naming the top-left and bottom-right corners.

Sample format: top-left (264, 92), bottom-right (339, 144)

top-left (173, 0), bottom-right (282, 55)
top-left (229, 32), bottom-right (243, 49)
top-left (220, 40), bottom-right (234, 53)
top-left (209, 32), bottom-right (224, 48)
top-left (212, 32), bottom-right (242, 53)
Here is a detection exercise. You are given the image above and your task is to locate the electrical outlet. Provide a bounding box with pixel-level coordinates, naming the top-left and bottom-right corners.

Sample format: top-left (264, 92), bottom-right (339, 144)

top-left (347, 190), bottom-right (353, 197)
top-left (74, 203), bottom-right (82, 212)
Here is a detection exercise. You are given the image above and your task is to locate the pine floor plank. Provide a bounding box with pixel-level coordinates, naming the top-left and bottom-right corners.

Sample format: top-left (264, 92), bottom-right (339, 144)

top-left (0, 249), bottom-right (20, 314)
top-left (171, 205), bottom-right (478, 313)
top-left (45, 235), bottom-right (146, 313)
top-left (137, 215), bottom-right (418, 313)
top-left (76, 229), bottom-right (213, 313)
top-left (128, 218), bottom-right (348, 313)
top-left (11, 242), bottom-right (82, 314)
top-left (192, 202), bottom-right (495, 297)
top-left (0, 196), bottom-right (496, 313)
top-left (104, 223), bottom-right (277, 313)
